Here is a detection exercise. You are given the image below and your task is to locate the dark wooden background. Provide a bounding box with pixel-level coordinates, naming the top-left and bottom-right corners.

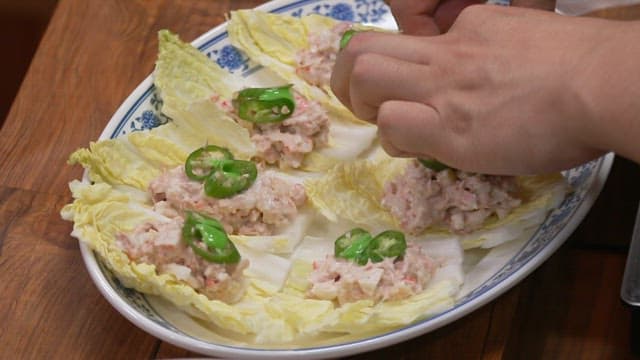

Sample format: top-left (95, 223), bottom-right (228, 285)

top-left (0, 0), bottom-right (58, 125)
top-left (1, 1), bottom-right (639, 359)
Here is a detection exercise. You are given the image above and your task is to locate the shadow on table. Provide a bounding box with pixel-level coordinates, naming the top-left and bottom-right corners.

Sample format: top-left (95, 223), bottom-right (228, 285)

top-left (0, 0), bottom-right (58, 127)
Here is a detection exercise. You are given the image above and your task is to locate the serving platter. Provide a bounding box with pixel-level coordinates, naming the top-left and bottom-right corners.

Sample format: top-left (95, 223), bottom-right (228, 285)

top-left (77, 0), bottom-right (613, 358)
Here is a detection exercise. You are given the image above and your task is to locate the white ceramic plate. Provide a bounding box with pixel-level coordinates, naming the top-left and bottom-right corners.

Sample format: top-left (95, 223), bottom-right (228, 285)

top-left (79, 0), bottom-right (612, 358)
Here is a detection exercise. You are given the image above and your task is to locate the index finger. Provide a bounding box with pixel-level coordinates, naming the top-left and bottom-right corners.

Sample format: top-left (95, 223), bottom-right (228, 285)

top-left (330, 31), bottom-right (437, 111)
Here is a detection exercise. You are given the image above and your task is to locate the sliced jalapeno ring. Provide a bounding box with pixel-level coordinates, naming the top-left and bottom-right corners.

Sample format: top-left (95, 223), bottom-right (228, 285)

top-left (340, 29), bottom-right (357, 50)
top-left (204, 159), bottom-right (258, 199)
top-left (187, 211), bottom-right (226, 232)
top-left (334, 228), bottom-right (369, 255)
top-left (369, 230), bottom-right (407, 263)
top-left (185, 145), bottom-right (234, 181)
top-left (232, 85), bottom-right (296, 123)
top-left (335, 228), bottom-right (373, 265)
top-left (182, 211), bottom-right (240, 264)
top-left (418, 158), bottom-right (450, 172)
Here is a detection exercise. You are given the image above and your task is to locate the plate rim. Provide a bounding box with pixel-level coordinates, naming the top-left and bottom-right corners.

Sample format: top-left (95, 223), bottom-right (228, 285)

top-left (79, 0), bottom-right (614, 357)
top-left (80, 154), bottom-right (613, 359)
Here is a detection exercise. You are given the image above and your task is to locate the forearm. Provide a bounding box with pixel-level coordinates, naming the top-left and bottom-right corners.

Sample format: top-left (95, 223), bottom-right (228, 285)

top-left (574, 20), bottom-right (640, 163)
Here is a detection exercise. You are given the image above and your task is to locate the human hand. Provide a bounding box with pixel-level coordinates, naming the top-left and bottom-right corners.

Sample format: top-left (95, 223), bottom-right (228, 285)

top-left (331, 5), bottom-right (622, 175)
top-left (386, 0), bottom-right (483, 35)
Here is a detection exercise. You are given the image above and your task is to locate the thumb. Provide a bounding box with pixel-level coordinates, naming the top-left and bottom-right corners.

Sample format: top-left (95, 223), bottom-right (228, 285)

top-left (377, 100), bottom-right (458, 166)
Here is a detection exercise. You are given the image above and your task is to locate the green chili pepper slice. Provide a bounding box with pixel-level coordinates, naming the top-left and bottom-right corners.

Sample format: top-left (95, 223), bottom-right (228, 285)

top-left (204, 159), bottom-right (258, 199)
top-left (185, 145), bottom-right (234, 181)
top-left (186, 211), bottom-right (226, 232)
top-left (232, 85), bottom-right (296, 124)
top-left (335, 228), bottom-right (373, 265)
top-left (418, 158), bottom-right (450, 172)
top-left (340, 29), bottom-right (357, 50)
top-left (182, 211), bottom-right (240, 264)
top-left (368, 230), bottom-right (407, 263)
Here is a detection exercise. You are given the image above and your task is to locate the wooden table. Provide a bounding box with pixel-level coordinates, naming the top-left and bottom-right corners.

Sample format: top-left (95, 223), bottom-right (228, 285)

top-left (1, 0), bottom-right (639, 358)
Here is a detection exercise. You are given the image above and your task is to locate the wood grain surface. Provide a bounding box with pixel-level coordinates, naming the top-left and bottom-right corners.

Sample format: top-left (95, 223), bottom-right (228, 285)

top-left (0, 1), bottom-right (639, 359)
top-left (0, 0), bottom-right (58, 123)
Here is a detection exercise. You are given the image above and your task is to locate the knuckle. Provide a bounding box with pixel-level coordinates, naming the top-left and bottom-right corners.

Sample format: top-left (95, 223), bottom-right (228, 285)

top-left (350, 96), bottom-right (377, 122)
top-left (449, 114), bottom-right (472, 137)
top-left (438, 100), bottom-right (472, 136)
top-left (453, 4), bottom-right (496, 29)
top-left (461, 4), bottom-right (491, 17)
top-left (387, 1), bottom-right (407, 17)
top-left (376, 102), bottom-right (393, 128)
top-left (350, 53), bottom-right (381, 87)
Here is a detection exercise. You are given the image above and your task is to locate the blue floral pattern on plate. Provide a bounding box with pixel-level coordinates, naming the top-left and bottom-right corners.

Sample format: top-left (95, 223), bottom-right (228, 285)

top-left (210, 44), bottom-right (251, 73)
top-left (291, 0), bottom-right (388, 21)
top-left (124, 92), bottom-right (169, 134)
top-left (298, 0), bottom-right (388, 22)
top-left (90, 0), bottom-right (608, 356)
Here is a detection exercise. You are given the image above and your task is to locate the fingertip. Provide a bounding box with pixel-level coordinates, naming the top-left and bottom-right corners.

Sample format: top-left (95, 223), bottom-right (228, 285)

top-left (330, 31), bottom-right (377, 110)
top-left (349, 52), bottom-right (387, 122)
top-left (379, 136), bottom-right (410, 157)
top-left (330, 55), bottom-right (351, 109)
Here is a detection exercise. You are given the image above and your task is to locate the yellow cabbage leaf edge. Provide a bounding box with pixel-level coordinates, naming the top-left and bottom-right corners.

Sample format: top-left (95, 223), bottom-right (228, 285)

top-left (227, 10), bottom-right (369, 126)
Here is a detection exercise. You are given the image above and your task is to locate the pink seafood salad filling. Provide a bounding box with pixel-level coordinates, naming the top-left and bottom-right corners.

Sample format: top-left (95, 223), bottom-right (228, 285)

top-left (382, 160), bottom-right (522, 234)
top-left (296, 22), bottom-right (351, 87)
top-left (216, 93), bottom-right (330, 169)
top-left (149, 166), bottom-right (306, 236)
top-left (116, 217), bottom-right (248, 303)
top-left (244, 94), bottom-right (329, 169)
top-left (307, 243), bottom-right (437, 305)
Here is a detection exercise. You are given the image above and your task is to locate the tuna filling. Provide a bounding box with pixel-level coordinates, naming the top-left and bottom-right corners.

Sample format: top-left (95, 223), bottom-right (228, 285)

top-left (382, 160), bottom-right (522, 234)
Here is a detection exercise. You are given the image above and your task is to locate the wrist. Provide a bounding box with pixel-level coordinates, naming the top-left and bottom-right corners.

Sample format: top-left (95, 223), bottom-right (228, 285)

top-left (571, 20), bottom-right (640, 162)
